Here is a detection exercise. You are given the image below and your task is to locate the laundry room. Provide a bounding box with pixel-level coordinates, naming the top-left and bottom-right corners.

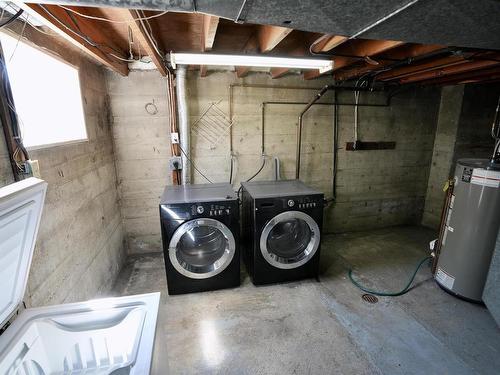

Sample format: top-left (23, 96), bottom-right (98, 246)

top-left (0, 1), bottom-right (499, 374)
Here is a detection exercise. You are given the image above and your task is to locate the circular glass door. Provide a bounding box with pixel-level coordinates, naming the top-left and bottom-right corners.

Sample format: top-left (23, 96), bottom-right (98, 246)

top-left (260, 211), bottom-right (320, 269)
top-left (169, 218), bottom-right (235, 279)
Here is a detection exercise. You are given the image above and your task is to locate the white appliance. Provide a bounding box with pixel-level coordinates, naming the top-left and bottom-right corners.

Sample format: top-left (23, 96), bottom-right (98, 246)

top-left (0, 178), bottom-right (160, 374)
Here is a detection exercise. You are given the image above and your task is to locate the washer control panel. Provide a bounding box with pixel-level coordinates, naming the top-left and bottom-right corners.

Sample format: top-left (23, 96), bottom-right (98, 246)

top-left (280, 196), bottom-right (322, 209)
top-left (190, 203), bottom-right (232, 217)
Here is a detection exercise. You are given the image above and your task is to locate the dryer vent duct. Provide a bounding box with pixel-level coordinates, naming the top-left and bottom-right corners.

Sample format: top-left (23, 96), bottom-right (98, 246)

top-left (176, 65), bottom-right (191, 185)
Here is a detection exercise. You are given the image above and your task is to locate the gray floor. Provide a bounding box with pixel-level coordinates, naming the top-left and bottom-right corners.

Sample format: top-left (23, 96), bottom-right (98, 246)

top-left (112, 226), bottom-right (500, 375)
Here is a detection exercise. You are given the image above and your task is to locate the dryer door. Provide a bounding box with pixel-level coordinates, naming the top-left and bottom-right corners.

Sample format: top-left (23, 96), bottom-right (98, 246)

top-left (168, 218), bottom-right (236, 279)
top-left (260, 211), bottom-right (320, 269)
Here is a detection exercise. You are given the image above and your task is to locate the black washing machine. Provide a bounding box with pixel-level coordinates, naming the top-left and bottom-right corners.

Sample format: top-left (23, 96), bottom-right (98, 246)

top-left (160, 183), bottom-right (240, 294)
top-left (241, 180), bottom-right (324, 285)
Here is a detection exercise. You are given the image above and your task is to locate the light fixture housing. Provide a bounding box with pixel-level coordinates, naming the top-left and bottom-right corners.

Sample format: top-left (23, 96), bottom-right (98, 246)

top-left (170, 53), bottom-right (334, 73)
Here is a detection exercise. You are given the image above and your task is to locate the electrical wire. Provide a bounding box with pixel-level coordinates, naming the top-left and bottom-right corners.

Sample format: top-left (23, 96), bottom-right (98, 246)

top-left (246, 157), bottom-right (266, 182)
top-left (0, 8), bottom-right (22, 28)
top-left (178, 144), bottom-right (213, 183)
top-left (348, 255), bottom-right (432, 297)
top-left (58, 5), bottom-right (167, 24)
top-left (237, 157), bottom-right (266, 200)
top-left (8, 14), bottom-right (26, 62)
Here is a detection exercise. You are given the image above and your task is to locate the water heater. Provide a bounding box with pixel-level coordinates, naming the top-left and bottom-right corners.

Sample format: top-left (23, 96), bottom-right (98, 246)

top-left (435, 159), bottom-right (500, 302)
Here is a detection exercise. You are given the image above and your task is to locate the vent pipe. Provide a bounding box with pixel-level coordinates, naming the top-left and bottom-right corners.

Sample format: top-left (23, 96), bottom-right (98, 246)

top-left (176, 65), bottom-right (191, 184)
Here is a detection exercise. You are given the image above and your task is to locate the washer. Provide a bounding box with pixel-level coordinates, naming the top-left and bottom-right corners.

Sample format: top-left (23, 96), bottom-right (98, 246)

top-left (241, 180), bottom-right (324, 285)
top-left (160, 183), bottom-right (240, 294)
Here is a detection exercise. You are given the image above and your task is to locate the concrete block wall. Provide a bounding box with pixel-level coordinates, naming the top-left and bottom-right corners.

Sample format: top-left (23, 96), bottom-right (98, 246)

top-left (107, 70), bottom-right (441, 253)
top-left (1, 26), bottom-right (126, 306)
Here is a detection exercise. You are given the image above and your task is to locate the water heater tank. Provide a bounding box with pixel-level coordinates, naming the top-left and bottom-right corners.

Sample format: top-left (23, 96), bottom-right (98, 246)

top-left (435, 159), bottom-right (500, 302)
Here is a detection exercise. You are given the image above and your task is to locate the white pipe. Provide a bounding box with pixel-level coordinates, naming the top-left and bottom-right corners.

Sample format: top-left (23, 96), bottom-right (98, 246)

top-left (176, 65), bottom-right (191, 184)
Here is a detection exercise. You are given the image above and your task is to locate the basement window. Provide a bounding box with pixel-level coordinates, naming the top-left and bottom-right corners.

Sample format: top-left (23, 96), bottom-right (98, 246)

top-left (0, 32), bottom-right (87, 149)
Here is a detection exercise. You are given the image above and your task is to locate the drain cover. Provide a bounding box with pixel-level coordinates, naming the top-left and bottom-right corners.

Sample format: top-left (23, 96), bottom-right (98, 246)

top-left (362, 294), bottom-right (378, 304)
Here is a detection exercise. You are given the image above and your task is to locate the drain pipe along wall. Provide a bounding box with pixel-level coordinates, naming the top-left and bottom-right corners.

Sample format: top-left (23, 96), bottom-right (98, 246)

top-left (176, 65), bottom-right (191, 184)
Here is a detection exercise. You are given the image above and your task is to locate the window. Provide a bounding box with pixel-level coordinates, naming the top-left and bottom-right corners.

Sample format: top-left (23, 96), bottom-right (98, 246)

top-left (0, 32), bottom-right (87, 148)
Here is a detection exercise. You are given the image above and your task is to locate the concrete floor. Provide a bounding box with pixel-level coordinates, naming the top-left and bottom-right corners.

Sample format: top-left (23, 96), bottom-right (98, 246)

top-left (112, 226), bottom-right (500, 375)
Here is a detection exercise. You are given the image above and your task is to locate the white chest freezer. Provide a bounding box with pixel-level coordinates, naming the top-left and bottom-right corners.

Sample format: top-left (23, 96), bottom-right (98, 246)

top-left (0, 178), bottom-right (160, 374)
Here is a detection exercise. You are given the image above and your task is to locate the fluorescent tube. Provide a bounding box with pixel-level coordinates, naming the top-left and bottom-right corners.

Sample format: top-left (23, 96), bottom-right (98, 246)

top-left (170, 53), bottom-right (334, 73)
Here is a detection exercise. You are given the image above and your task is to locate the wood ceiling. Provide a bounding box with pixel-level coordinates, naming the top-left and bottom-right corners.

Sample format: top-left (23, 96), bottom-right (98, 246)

top-left (16, 3), bottom-right (500, 86)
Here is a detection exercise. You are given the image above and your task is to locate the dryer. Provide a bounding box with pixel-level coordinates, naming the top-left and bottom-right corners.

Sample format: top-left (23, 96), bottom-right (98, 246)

top-left (160, 183), bottom-right (240, 294)
top-left (241, 180), bottom-right (324, 285)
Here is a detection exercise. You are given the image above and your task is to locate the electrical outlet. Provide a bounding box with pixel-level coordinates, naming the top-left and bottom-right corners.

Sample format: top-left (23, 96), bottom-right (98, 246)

top-left (169, 156), bottom-right (182, 171)
top-left (171, 132), bottom-right (179, 144)
top-left (26, 160), bottom-right (41, 178)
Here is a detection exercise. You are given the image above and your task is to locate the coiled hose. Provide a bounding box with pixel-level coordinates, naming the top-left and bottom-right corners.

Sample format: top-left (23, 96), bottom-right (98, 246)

top-left (348, 255), bottom-right (432, 297)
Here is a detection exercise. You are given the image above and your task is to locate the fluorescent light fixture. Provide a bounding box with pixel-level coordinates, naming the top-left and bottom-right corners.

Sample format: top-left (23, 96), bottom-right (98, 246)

top-left (170, 53), bottom-right (334, 73)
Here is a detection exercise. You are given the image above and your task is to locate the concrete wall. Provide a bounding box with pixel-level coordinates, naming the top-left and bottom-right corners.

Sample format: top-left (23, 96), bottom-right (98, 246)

top-left (0, 124), bottom-right (14, 187)
top-left (106, 70), bottom-right (170, 254)
top-left (422, 86), bottom-right (464, 229)
top-left (107, 70), bottom-right (440, 253)
top-left (1, 26), bottom-right (125, 306)
top-left (422, 83), bottom-right (500, 229)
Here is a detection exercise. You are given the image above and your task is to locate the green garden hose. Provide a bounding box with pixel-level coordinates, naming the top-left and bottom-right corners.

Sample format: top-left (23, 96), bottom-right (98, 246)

top-left (348, 256), bottom-right (432, 297)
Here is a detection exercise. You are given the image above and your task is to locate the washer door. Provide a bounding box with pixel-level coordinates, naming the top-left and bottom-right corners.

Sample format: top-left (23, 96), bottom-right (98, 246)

top-left (260, 211), bottom-right (320, 269)
top-left (169, 218), bottom-right (236, 279)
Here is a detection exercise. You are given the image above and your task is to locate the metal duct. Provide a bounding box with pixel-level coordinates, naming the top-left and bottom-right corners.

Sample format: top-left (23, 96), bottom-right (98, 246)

top-left (176, 65), bottom-right (191, 184)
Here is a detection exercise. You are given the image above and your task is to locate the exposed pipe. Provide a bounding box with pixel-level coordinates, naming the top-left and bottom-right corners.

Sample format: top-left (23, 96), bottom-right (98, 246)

top-left (296, 85), bottom-right (329, 179)
top-left (332, 91), bottom-right (339, 201)
top-left (176, 65), bottom-right (191, 184)
top-left (491, 95), bottom-right (500, 163)
top-left (295, 84), bottom-right (388, 179)
top-left (228, 83), bottom-right (324, 184)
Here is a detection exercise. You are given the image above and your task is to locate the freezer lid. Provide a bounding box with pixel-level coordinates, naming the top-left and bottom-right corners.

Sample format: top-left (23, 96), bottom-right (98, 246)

top-left (0, 178), bottom-right (47, 328)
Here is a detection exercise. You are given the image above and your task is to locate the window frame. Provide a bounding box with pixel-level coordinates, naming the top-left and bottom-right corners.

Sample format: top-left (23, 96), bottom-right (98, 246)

top-left (0, 30), bottom-right (89, 151)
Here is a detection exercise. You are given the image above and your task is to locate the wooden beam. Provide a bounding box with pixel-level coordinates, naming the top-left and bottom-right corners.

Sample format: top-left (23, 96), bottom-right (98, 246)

top-left (398, 59), bottom-right (500, 84)
top-left (15, 2), bottom-right (128, 76)
top-left (257, 25), bottom-right (292, 52)
top-left (303, 69), bottom-right (324, 80)
top-left (304, 39), bottom-right (403, 80)
top-left (418, 65), bottom-right (500, 86)
top-left (118, 9), bottom-right (168, 76)
top-left (270, 67), bottom-right (290, 79)
top-left (234, 35), bottom-right (259, 79)
top-left (334, 44), bottom-right (445, 82)
top-left (376, 55), bottom-right (468, 81)
top-left (270, 45), bottom-right (308, 79)
top-left (331, 40), bottom-right (404, 72)
top-left (202, 15), bottom-right (219, 51)
top-left (311, 35), bottom-right (348, 53)
top-left (235, 66), bottom-right (250, 78)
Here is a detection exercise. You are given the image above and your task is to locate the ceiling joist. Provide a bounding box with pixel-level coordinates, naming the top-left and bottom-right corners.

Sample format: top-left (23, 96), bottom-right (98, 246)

top-left (15, 2), bottom-right (129, 76)
top-left (202, 15), bottom-right (219, 51)
top-left (118, 9), bottom-right (168, 76)
top-left (397, 59), bottom-right (500, 84)
top-left (334, 44), bottom-right (446, 82)
top-left (311, 35), bottom-right (348, 53)
top-left (257, 25), bottom-right (292, 52)
top-left (9, 3), bottom-right (498, 86)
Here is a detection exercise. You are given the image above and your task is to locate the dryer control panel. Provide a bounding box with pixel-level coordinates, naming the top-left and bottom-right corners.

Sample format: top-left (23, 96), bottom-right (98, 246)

top-left (280, 195), bottom-right (323, 209)
top-left (189, 203), bottom-right (232, 217)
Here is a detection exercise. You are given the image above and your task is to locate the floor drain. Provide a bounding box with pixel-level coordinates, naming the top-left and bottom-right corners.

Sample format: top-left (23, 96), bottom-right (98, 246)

top-left (362, 294), bottom-right (378, 304)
